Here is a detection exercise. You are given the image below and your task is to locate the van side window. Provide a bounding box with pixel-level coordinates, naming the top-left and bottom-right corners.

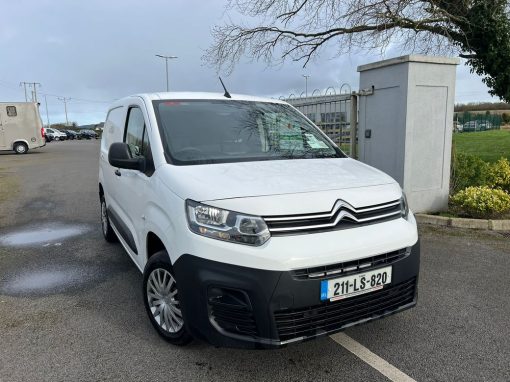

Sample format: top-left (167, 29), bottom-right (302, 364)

top-left (125, 107), bottom-right (145, 158)
top-left (6, 106), bottom-right (17, 117)
top-left (124, 107), bottom-right (154, 176)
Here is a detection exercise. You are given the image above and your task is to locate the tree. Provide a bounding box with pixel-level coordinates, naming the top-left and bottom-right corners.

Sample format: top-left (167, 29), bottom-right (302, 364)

top-left (207, 0), bottom-right (510, 102)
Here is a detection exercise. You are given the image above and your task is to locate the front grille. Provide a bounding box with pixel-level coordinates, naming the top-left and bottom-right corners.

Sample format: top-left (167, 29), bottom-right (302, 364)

top-left (292, 248), bottom-right (410, 280)
top-left (263, 199), bottom-right (401, 235)
top-left (274, 278), bottom-right (416, 343)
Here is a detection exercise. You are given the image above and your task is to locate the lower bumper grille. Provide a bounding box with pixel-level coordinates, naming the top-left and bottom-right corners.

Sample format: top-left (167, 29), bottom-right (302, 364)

top-left (274, 278), bottom-right (416, 342)
top-left (211, 304), bottom-right (258, 336)
top-left (208, 288), bottom-right (258, 337)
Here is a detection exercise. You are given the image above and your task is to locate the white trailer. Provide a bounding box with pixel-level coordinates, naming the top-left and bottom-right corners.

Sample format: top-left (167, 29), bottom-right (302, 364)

top-left (0, 102), bottom-right (46, 154)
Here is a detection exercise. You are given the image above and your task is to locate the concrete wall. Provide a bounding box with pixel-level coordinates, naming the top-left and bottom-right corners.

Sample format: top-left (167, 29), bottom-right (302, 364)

top-left (357, 55), bottom-right (459, 213)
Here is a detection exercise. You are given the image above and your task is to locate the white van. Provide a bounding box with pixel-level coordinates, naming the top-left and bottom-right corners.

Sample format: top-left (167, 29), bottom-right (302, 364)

top-left (99, 93), bottom-right (419, 349)
top-left (45, 127), bottom-right (67, 141)
top-left (0, 102), bottom-right (46, 154)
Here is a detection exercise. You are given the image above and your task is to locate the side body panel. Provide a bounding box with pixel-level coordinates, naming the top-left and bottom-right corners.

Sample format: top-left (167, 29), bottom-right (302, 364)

top-left (100, 96), bottom-right (174, 272)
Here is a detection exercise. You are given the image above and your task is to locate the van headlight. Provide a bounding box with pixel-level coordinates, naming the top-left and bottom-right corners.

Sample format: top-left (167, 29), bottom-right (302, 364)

top-left (186, 200), bottom-right (270, 246)
top-left (400, 192), bottom-right (409, 219)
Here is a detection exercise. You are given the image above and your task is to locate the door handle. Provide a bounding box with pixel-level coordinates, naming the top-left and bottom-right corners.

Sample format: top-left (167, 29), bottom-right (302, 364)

top-left (114, 169), bottom-right (121, 176)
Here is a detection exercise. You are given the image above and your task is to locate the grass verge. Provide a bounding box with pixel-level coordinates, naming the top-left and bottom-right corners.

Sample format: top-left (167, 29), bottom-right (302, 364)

top-left (453, 130), bottom-right (510, 162)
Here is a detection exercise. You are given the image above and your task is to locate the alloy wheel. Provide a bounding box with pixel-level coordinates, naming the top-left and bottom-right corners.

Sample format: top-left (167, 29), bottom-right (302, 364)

top-left (146, 268), bottom-right (184, 333)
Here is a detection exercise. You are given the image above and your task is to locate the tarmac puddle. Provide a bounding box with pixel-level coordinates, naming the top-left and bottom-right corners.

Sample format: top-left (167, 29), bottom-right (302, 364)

top-left (0, 223), bottom-right (90, 247)
top-left (1, 268), bottom-right (85, 295)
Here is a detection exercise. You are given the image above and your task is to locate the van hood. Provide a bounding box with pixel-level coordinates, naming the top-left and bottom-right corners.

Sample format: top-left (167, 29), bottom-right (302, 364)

top-left (159, 158), bottom-right (397, 202)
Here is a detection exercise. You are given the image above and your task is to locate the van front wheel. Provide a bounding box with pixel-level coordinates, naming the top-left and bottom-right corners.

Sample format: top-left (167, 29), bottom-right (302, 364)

top-left (13, 142), bottom-right (28, 154)
top-left (100, 195), bottom-right (118, 242)
top-left (143, 251), bottom-right (192, 346)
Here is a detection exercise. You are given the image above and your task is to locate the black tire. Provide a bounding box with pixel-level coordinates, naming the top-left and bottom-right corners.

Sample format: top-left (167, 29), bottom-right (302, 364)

top-left (143, 251), bottom-right (193, 346)
top-left (13, 142), bottom-right (28, 154)
top-left (100, 195), bottom-right (118, 242)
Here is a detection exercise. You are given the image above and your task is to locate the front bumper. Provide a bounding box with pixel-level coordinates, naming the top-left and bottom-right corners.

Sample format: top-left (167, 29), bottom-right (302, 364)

top-left (173, 241), bottom-right (420, 349)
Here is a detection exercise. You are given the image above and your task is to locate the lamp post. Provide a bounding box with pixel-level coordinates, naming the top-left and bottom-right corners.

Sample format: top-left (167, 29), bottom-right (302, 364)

top-left (302, 75), bottom-right (311, 97)
top-left (155, 54), bottom-right (178, 91)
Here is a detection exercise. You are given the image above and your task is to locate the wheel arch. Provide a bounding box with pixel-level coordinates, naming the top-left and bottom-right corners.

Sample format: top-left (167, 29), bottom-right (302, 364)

top-left (12, 139), bottom-right (29, 149)
top-left (146, 231), bottom-right (168, 262)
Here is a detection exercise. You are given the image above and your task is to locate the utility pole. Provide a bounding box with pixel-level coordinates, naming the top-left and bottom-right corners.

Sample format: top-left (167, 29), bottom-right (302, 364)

top-left (20, 82), bottom-right (41, 102)
top-left (58, 97), bottom-right (71, 126)
top-left (302, 75), bottom-right (311, 97)
top-left (44, 95), bottom-right (50, 127)
top-left (20, 82), bottom-right (28, 102)
top-left (31, 82), bottom-right (41, 103)
top-left (155, 54), bottom-right (178, 91)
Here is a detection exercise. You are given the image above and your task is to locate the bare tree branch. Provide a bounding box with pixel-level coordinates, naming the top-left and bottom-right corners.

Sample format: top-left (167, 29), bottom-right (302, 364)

top-left (206, 0), bottom-right (510, 102)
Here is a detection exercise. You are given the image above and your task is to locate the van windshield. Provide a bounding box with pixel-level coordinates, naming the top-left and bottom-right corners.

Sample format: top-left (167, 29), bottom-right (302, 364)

top-left (153, 100), bottom-right (345, 165)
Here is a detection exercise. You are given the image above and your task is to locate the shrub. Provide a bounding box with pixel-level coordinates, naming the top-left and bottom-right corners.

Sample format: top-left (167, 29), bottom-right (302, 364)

top-left (487, 157), bottom-right (510, 193)
top-left (450, 186), bottom-right (510, 218)
top-left (450, 153), bottom-right (489, 194)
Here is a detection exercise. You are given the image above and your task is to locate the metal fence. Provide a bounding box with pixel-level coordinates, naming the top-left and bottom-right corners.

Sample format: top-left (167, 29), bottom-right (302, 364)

top-left (453, 111), bottom-right (503, 133)
top-left (284, 89), bottom-right (354, 156)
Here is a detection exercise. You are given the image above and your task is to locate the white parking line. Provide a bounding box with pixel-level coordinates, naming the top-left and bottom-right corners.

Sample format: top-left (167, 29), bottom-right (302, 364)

top-left (330, 333), bottom-right (417, 382)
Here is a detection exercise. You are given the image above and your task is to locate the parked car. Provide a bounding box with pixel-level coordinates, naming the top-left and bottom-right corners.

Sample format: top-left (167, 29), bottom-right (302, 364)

top-left (462, 121), bottom-right (477, 132)
top-left (0, 102), bottom-right (46, 154)
top-left (80, 129), bottom-right (98, 139)
top-left (453, 121), bottom-right (463, 132)
top-left (43, 127), bottom-right (53, 142)
top-left (99, 92), bottom-right (419, 349)
top-left (64, 130), bottom-right (79, 140)
top-left (477, 120), bottom-right (493, 131)
top-left (45, 128), bottom-right (67, 141)
top-left (462, 120), bottom-right (493, 132)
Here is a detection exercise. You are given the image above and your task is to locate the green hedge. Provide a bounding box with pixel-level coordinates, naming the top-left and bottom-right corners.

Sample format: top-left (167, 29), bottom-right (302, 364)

top-left (450, 153), bottom-right (489, 194)
top-left (450, 186), bottom-right (510, 218)
top-left (450, 155), bottom-right (510, 218)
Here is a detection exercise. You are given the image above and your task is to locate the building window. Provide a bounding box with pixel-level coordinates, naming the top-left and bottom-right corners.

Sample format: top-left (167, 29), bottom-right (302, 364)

top-left (6, 106), bottom-right (17, 117)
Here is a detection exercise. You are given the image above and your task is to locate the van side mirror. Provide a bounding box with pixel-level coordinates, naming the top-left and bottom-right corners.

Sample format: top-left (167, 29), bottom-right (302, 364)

top-left (108, 142), bottom-right (145, 171)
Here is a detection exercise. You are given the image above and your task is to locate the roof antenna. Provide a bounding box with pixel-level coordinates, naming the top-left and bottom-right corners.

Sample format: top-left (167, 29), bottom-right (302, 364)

top-left (219, 77), bottom-right (231, 98)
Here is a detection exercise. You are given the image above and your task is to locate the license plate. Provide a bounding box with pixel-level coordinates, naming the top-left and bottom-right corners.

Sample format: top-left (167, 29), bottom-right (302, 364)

top-left (320, 266), bottom-right (392, 301)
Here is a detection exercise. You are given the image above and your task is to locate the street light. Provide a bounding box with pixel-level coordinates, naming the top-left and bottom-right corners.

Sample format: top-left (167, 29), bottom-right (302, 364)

top-left (302, 75), bottom-right (311, 97)
top-left (155, 54), bottom-right (178, 91)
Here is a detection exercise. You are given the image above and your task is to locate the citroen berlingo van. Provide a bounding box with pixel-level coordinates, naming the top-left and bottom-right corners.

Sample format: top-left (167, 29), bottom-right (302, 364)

top-left (98, 92), bottom-right (419, 349)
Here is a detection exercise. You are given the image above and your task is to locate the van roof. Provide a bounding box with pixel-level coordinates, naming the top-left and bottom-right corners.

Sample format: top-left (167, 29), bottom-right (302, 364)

top-left (110, 92), bottom-right (286, 108)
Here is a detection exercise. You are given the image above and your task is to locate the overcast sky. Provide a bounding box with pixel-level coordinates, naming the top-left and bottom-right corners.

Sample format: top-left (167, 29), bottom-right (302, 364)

top-left (0, 0), bottom-right (498, 126)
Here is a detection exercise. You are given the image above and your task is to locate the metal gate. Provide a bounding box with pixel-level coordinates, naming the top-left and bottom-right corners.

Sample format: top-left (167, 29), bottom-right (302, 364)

top-left (285, 92), bottom-right (357, 158)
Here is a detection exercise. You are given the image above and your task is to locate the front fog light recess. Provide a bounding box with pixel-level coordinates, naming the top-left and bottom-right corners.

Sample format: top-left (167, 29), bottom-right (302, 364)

top-left (186, 200), bottom-right (270, 246)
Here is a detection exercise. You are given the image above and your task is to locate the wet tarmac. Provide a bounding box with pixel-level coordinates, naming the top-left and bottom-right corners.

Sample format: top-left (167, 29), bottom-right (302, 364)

top-left (1, 267), bottom-right (88, 295)
top-left (0, 222), bottom-right (90, 247)
top-left (0, 220), bottom-right (130, 296)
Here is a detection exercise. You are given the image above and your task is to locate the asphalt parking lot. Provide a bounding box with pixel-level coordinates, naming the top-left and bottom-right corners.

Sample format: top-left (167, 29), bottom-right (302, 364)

top-left (1, 141), bottom-right (509, 382)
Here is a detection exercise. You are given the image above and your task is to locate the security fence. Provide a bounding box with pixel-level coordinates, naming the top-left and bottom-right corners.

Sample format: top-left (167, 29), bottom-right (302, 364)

top-left (284, 88), bottom-right (355, 156)
top-left (453, 111), bottom-right (502, 132)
